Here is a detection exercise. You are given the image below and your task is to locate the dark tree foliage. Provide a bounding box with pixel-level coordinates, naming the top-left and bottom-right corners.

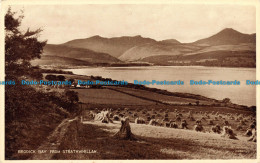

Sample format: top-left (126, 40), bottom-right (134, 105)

top-left (222, 98), bottom-right (231, 104)
top-left (5, 7), bottom-right (48, 122)
top-left (45, 74), bottom-right (57, 81)
top-left (65, 90), bottom-right (79, 104)
top-left (5, 8), bottom-right (47, 78)
top-left (4, 9), bottom-right (80, 159)
top-left (57, 75), bottom-right (66, 81)
top-left (69, 78), bottom-right (75, 84)
top-left (45, 75), bottom-right (66, 81)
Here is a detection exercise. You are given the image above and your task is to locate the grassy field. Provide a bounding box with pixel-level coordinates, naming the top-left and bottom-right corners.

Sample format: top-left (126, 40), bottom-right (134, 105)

top-left (74, 88), bottom-right (157, 105)
top-left (108, 86), bottom-right (214, 105)
top-left (53, 119), bottom-right (256, 159)
top-left (24, 73), bottom-right (256, 160)
top-left (18, 85), bottom-right (255, 160)
top-left (80, 104), bottom-right (254, 136)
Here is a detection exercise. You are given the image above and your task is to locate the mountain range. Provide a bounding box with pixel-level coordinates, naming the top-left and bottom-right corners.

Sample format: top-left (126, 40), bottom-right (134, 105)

top-left (31, 28), bottom-right (256, 68)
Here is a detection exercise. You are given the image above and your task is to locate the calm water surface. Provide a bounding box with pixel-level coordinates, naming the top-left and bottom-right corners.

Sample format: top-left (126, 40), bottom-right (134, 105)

top-left (67, 66), bottom-right (256, 106)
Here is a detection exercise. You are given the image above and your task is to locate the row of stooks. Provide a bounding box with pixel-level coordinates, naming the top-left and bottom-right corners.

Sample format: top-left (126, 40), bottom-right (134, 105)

top-left (89, 109), bottom-right (256, 142)
top-left (113, 108), bottom-right (254, 126)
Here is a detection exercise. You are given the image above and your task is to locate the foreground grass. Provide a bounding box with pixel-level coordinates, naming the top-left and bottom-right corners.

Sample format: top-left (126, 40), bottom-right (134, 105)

top-left (5, 84), bottom-right (71, 160)
top-left (53, 120), bottom-right (256, 159)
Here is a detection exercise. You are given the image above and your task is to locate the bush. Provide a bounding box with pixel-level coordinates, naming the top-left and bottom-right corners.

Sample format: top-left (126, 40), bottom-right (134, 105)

top-left (65, 90), bottom-right (79, 104)
top-left (57, 75), bottom-right (66, 81)
top-left (45, 74), bottom-right (57, 81)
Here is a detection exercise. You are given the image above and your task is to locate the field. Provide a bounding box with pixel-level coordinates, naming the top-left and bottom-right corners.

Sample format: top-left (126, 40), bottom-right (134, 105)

top-left (80, 103), bottom-right (254, 134)
top-left (45, 86), bottom-right (256, 159)
top-left (24, 75), bottom-right (256, 160)
top-left (108, 86), bottom-right (214, 105)
top-left (74, 88), bottom-right (156, 105)
top-left (52, 119), bottom-right (256, 159)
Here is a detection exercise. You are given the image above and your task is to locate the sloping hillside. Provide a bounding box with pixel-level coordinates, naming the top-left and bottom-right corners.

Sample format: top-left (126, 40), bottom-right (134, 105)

top-left (32, 28), bottom-right (256, 67)
top-left (119, 42), bottom-right (200, 61)
top-left (31, 55), bottom-right (92, 67)
top-left (160, 39), bottom-right (181, 44)
top-left (63, 35), bottom-right (156, 58)
top-left (141, 50), bottom-right (256, 67)
top-left (43, 44), bottom-right (120, 63)
top-left (119, 28), bottom-right (256, 67)
top-left (32, 44), bottom-right (122, 67)
top-left (193, 28), bottom-right (256, 46)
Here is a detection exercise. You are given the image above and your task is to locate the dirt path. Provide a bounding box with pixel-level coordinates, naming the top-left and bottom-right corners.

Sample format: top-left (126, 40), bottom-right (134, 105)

top-left (29, 118), bottom-right (77, 160)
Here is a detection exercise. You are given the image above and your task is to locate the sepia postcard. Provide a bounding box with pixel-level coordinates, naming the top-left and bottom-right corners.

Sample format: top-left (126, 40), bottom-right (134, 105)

top-left (0, 0), bottom-right (259, 162)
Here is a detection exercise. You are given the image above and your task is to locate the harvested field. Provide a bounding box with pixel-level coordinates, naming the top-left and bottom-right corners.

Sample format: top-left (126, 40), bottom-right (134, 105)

top-left (52, 119), bottom-right (256, 159)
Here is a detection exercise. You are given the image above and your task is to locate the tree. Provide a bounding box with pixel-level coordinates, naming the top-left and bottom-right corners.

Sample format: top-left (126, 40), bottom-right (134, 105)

top-left (5, 7), bottom-right (47, 125)
top-left (5, 8), bottom-right (47, 79)
top-left (65, 90), bottom-right (79, 104)
top-left (45, 74), bottom-right (57, 81)
top-left (57, 75), bottom-right (66, 81)
top-left (222, 98), bottom-right (231, 104)
top-left (69, 78), bottom-right (75, 84)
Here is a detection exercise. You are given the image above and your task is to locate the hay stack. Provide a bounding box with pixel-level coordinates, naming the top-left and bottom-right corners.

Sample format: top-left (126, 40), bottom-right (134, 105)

top-left (176, 116), bottom-right (182, 122)
top-left (89, 111), bottom-right (96, 119)
top-left (195, 120), bottom-right (202, 125)
top-left (181, 120), bottom-right (188, 129)
top-left (189, 116), bottom-right (195, 121)
top-left (135, 117), bottom-right (145, 124)
top-left (113, 115), bottom-right (120, 121)
top-left (194, 124), bottom-right (203, 132)
top-left (156, 119), bottom-right (163, 126)
top-left (248, 129), bottom-right (256, 142)
top-left (236, 125), bottom-right (242, 131)
top-left (223, 120), bottom-right (229, 126)
top-left (221, 126), bottom-right (237, 139)
top-left (240, 120), bottom-right (246, 125)
top-left (211, 124), bottom-right (221, 134)
top-left (208, 119), bottom-right (214, 125)
top-left (149, 119), bottom-right (157, 126)
top-left (114, 117), bottom-right (136, 140)
top-left (245, 129), bottom-right (252, 137)
top-left (170, 122), bottom-right (178, 128)
top-left (94, 110), bottom-right (113, 123)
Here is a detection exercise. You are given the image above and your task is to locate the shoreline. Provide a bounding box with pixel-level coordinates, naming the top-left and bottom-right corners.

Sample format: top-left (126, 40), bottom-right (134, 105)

top-left (58, 67), bottom-right (256, 108)
top-left (41, 70), bottom-right (256, 110)
top-left (38, 64), bottom-right (257, 70)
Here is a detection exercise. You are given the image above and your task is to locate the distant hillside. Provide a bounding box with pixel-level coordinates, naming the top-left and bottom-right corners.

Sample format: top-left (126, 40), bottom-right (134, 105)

top-left (193, 28), bottom-right (256, 46)
top-left (31, 55), bottom-right (92, 67)
top-left (44, 44), bottom-right (120, 62)
top-left (141, 50), bottom-right (256, 67)
top-left (160, 39), bottom-right (181, 44)
top-left (118, 28), bottom-right (256, 67)
top-left (32, 28), bottom-right (256, 68)
top-left (119, 42), bottom-right (200, 61)
top-left (31, 44), bottom-right (121, 67)
top-left (63, 35), bottom-right (157, 58)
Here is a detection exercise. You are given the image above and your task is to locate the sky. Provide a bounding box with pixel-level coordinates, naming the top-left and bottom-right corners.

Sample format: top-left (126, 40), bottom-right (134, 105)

top-left (9, 4), bottom-right (256, 44)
